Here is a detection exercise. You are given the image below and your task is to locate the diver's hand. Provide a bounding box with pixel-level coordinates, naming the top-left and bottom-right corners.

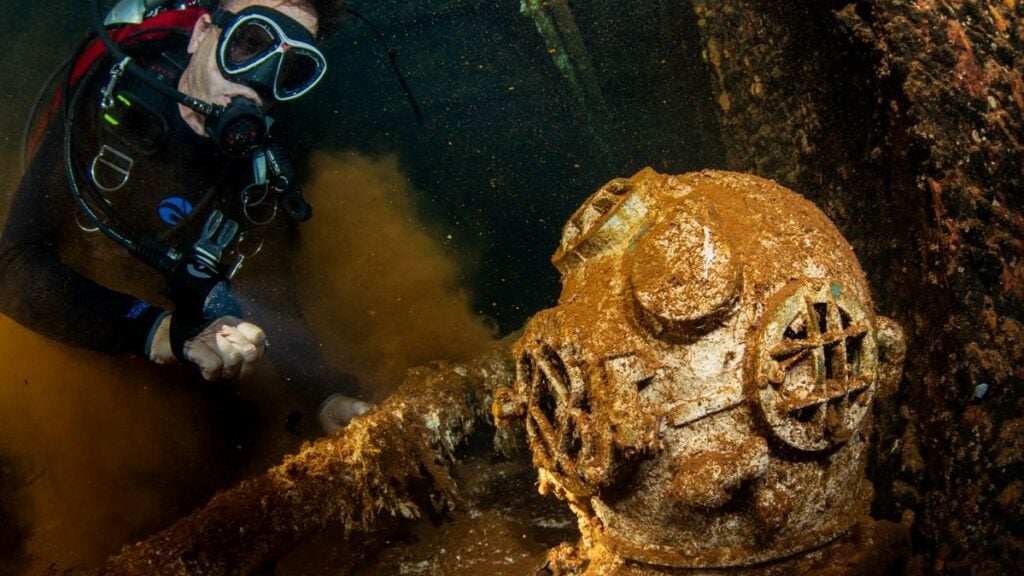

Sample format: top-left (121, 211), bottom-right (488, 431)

top-left (147, 313), bottom-right (176, 365)
top-left (318, 393), bottom-right (374, 434)
top-left (149, 314), bottom-right (267, 380)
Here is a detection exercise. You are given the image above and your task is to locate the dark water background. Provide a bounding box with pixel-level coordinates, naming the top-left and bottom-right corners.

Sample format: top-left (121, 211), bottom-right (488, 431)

top-left (0, 1), bottom-right (721, 572)
top-left (310, 0), bottom-right (723, 331)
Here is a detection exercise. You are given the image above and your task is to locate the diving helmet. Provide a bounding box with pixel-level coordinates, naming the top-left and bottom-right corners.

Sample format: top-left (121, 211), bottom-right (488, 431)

top-left (494, 169), bottom-right (906, 571)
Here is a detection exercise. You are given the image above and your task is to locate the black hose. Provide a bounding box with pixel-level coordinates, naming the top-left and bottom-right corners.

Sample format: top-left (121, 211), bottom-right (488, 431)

top-left (60, 32), bottom-right (181, 274)
top-left (89, 0), bottom-right (217, 116)
top-left (63, 58), bottom-right (140, 254)
top-left (21, 51), bottom-right (77, 174)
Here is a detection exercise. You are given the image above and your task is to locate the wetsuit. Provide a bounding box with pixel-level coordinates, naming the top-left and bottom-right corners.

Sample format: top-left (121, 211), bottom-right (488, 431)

top-left (0, 33), bottom-right (355, 412)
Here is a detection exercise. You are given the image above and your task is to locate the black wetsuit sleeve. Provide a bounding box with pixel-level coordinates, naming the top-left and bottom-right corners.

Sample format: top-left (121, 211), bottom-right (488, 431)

top-left (0, 120), bottom-right (167, 355)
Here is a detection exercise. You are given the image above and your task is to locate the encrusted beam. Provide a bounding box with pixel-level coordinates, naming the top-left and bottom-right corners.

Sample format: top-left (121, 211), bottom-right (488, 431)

top-left (100, 349), bottom-right (514, 576)
top-left (521, 0), bottom-right (615, 161)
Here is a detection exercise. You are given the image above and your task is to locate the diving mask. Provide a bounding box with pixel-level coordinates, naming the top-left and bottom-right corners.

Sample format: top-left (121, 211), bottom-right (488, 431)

top-left (212, 6), bottom-right (327, 101)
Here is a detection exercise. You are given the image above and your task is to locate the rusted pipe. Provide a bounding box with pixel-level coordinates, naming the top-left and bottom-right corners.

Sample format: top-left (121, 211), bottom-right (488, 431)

top-left (101, 349), bottom-right (513, 576)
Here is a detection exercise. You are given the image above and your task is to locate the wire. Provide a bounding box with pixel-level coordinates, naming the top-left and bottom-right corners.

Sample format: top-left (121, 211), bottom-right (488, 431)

top-left (346, 8), bottom-right (424, 123)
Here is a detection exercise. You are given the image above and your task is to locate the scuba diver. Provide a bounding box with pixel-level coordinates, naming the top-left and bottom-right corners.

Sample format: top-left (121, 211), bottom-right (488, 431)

top-left (0, 0), bottom-right (372, 434)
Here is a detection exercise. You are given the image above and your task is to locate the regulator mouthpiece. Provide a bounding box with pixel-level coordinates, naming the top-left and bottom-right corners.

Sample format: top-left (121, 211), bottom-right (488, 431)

top-left (206, 96), bottom-right (267, 157)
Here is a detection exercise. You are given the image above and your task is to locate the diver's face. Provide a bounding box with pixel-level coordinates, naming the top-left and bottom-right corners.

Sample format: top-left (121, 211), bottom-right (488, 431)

top-left (181, 0), bottom-right (318, 113)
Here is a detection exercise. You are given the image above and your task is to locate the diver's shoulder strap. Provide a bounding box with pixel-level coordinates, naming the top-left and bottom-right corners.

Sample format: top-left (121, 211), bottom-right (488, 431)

top-left (69, 6), bottom-right (207, 89)
top-left (26, 6), bottom-right (207, 160)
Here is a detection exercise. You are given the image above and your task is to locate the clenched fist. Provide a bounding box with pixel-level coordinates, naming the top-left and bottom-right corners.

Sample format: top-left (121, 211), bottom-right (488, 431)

top-left (149, 314), bottom-right (267, 380)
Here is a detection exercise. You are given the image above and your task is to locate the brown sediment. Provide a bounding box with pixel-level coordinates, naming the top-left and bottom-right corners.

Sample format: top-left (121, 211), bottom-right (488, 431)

top-left (100, 348), bottom-right (514, 576)
top-left (295, 152), bottom-right (499, 398)
top-left (0, 315), bottom-right (242, 573)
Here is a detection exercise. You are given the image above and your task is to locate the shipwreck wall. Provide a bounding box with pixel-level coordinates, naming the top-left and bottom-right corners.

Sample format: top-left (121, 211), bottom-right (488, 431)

top-left (689, 0), bottom-right (1023, 572)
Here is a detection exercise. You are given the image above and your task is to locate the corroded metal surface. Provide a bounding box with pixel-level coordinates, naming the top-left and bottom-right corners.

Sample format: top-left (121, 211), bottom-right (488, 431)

top-left (692, 2), bottom-right (1024, 570)
top-left (495, 168), bottom-right (907, 572)
top-left (100, 350), bottom-right (514, 576)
